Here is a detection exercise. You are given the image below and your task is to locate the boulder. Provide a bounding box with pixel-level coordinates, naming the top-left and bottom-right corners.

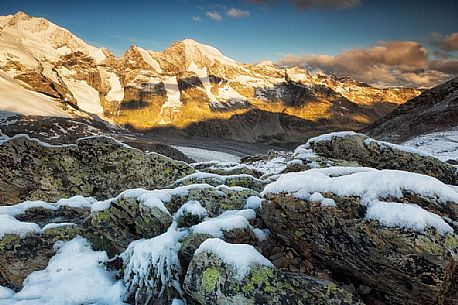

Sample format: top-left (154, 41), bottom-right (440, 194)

top-left (0, 135), bottom-right (193, 205)
top-left (91, 196), bottom-right (173, 254)
top-left (184, 238), bottom-right (363, 305)
top-left (0, 224), bottom-right (83, 290)
top-left (260, 168), bottom-right (458, 305)
top-left (305, 131), bottom-right (458, 185)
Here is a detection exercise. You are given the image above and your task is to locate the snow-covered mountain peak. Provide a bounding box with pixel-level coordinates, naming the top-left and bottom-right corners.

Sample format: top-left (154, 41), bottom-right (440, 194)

top-left (0, 11), bottom-right (106, 65)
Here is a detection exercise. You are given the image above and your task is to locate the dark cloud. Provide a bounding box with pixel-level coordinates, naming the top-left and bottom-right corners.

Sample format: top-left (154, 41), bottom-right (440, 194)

top-left (248, 0), bottom-right (361, 10)
top-left (430, 59), bottom-right (458, 75)
top-left (277, 41), bottom-right (455, 88)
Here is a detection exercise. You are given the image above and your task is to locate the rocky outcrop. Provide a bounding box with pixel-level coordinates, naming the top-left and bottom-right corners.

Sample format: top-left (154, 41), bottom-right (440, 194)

top-left (0, 135), bottom-right (193, 205)
top-left (1, 131), bottom-right (457, 305)
top-left (0, 115), bottom-right (194, 162)
top-left (306, 132), bottom-right (458, 185)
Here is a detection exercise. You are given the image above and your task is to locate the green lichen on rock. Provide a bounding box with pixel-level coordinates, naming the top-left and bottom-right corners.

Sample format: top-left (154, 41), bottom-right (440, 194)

top-left (260, 192), bottom-right (458, 305)
top-left (90, 197), bottom-right (172, 253)
top-left (201, 267), bottom-right (220, 293)
top-left (184, 251), bottom-right (363, 305)
top-left (0, 136), bottom-right (194, 205)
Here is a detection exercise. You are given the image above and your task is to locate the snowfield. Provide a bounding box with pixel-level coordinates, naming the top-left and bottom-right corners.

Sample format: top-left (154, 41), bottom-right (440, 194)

top-left (402, 129), bottom-right (458, 162)
top-left (172, 145), bottom-right (240, 162)
top-left (0, 72), bottom-right (70, 119)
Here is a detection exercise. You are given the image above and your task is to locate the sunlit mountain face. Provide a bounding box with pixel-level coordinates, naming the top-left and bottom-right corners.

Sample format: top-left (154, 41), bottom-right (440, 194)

top-left (0, 11), bottom-right (423, 145)
top-left (0, 0), bottom-right (456, 145)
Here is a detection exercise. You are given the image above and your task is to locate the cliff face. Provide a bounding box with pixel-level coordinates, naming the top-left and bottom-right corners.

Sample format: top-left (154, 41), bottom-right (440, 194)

top-left (0, 12), bottom-right (421, 144)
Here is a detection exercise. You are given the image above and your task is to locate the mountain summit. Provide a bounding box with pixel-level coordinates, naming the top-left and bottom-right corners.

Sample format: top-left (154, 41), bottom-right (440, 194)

top-left (0, 11), bottom-right (421, 145)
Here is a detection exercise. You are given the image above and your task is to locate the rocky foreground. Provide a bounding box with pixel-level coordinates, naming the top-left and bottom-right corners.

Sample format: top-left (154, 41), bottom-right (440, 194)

top-left (0, 131), bottom-right (457, 305)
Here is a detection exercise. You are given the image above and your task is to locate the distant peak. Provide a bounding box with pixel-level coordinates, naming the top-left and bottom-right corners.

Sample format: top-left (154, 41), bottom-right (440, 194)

top-left (14, 11), bottom-right (30, 18)
top-left (9, 11), bottom-right (32, 23)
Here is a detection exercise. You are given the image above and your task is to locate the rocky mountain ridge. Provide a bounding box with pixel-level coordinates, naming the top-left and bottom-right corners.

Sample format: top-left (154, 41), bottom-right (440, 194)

top-left (0, 11), bottom-right (421, 145)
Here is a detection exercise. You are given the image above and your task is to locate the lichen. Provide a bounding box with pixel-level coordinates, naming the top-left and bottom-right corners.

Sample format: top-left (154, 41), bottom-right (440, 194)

top-left (201, 267), bottom-right (220, 293)
top-left (0, 234), bottom-right (20, 250)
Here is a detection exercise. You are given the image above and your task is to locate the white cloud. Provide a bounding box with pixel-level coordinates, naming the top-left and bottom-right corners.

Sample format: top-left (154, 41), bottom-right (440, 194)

top-left (206, 11), bottom-right (222, 22)
top-left (227, 8), bottom-right (251, 18)
top-left (192, 16), bottom-right (202, 22)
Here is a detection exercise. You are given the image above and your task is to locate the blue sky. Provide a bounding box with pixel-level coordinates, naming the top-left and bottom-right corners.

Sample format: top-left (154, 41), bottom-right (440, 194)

top-left (0, 0), bottom-right (457, 63)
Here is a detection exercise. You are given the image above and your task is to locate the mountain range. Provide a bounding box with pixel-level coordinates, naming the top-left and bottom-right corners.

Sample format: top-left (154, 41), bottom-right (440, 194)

top-left (0, 11), bottom-right (422, 145)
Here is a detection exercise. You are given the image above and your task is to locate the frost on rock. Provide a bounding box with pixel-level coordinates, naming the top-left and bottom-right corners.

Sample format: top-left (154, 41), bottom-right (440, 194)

top-left (0, 236), bottom-right (126, 305)
top-left (262, 167), bottom-right (458, 234)
top-left (121, 226), bottom-right (186, 304)
top-left (195, 238), bottom-right (274, 281)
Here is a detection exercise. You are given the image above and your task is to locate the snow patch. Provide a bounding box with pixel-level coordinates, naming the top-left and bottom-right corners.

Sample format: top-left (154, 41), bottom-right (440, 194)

top-left (106, 72), bottom-right (124, 102)
top-left (2, 237), bottom-right (126, 305)
top-left (63, 78), bottom-right (103, 116)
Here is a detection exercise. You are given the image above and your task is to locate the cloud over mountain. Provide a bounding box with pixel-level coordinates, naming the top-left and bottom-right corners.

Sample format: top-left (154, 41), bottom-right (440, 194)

top-left (277, 40), bottom-right (456, 87)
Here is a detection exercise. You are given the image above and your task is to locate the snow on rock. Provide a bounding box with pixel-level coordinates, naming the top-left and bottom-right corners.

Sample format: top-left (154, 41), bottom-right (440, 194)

top-left (136, 46), bottom-right (163, 72)
top-left (293, 144), bottom-right (319, 160)
top-left (175, 200), bottom-right (208, 220)
top-left (0, 214), bottom-right (41, 238)
top-left (308, 192), bottom-right (336, 207)
top-left (192, 213), bottom-right (250, 238)
top-left (247, 156), bottom-right (290, 175)
top-left (244, 196), bottom-right (262, 209)
top-left (307, 131), bottom-right (358, 144)
top-left (0, 72), bottom-right (70, 118)
top-left (121, 226), bottom-right (186, 303)
top-left (365, 201), bottom-right (453, 235)
top-left (252, 228), bottom-right (270, 242)
top-left (0, 196), bottom-right (96, 217)
top-left (63, 78), bottom-right (103, 116)
top-left (195, 238), bottom-right (274, 281)
top-left (363, 138), bottom-right (433, 158)
top-left (182, 39), bottom-right (237, 67)
top-left (2, 237), bottom-right (126, 305)
top-left (41, 223), bottom-right (77, 232)
top-left (91, 184), bottom-right (211, 214)
top-left (262, 167), bottom-right (458, 234)
top-left (105, 72), bottom-right (124, 102)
